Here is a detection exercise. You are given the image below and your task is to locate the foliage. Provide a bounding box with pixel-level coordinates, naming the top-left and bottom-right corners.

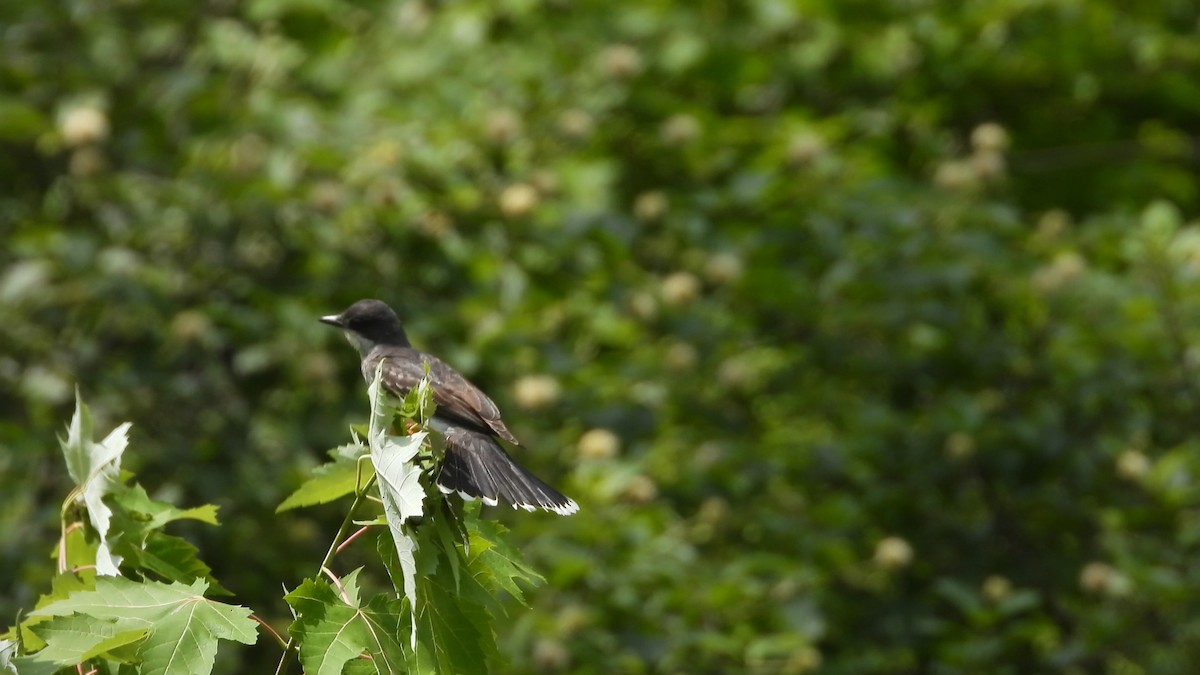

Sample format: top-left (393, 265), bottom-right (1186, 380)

top-left (1, 393), bottom-right (256, 674)
top-left (4, 0), bottom-right (1200, 673)
top-left (275, 363), bottom-right (543, 674)
top-left (3, 376), bottom-right (546, 674)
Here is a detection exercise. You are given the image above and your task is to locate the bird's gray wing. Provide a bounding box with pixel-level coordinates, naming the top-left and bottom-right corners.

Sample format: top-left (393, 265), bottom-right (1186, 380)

top-left (366, 347), bottom-right (521, 445)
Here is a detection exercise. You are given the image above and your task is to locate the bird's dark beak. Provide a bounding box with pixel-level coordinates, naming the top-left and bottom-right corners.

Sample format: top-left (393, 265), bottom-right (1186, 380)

top-left (319, 313), bottom-right (344, 328)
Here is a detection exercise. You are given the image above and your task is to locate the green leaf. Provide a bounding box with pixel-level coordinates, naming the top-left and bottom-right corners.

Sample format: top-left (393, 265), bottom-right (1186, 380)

top-left (101, 484), bottom-right (228, 594)
top-left (110, 484), bottom-right (220, 533)
top-left (416, 560), bottom-right (494, 674)
top-left (367, 362), bottom-right (397, 443)
top-left (372, 434), bottom-right (426, 521)
top-left (277, 444), bottom-right (372, 512)
top-left (5, 654), bottom-right (59, 675)
top-left (467, 519), bottom-right (544, 606)
top-left (367, 363), bottom-right (429, 649)
top-left (133, 533), bottom-right (232, 596)
top-left (60, 392), bottom-right (132, 576)
top-left (61, 390), bottom-right (95, 487)
top-left (431, 508), bottom-right (465, 593)
top-left (400, 371), bottom-right (438, 423)
top-left (0, 639), bottom-right (18, 675)
top-left (284, 577), bottom-right (411, 675)
top-left (27, 615), bottom-right (148, 665)
top-left (31, 577), bottom-right (257, 675)
top-left (0, 99), bottom-right (48, 141)
top-left (385, 517), bottom-right (500, 673)
top-left (17, 572), bottom-right (95, 651)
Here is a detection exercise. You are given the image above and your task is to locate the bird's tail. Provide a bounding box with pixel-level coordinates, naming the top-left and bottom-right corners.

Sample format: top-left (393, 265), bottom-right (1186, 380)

top-left (437, 428), bottom-right (578, 516)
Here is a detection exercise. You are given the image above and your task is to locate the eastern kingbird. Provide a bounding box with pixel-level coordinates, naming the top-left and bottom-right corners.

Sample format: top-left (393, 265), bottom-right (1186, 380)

top-left (320, 299), bottom-right (578, 516)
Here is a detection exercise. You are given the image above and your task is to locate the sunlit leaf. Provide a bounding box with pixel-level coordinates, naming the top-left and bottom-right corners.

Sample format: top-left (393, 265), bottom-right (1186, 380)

top-left (31, 577), bottom-right (256, 675)
top-left (284, 574), bottom-right (411, 675)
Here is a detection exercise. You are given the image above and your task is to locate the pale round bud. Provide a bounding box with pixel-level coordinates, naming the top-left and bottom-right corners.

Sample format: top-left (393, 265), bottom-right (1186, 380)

top-left (512, 374), bottom-right (560, 410)
top-left (555, 604), bottom-right (590, 635)
top-left (665, 342), bottom-right (698, 372)
top-left (600, 43), bottom-right (643, 78)
top-left (629, 291), bottom-right (658, 320)
top-left (784, 646), bottom-right (822, 674)
top-left (531, 170), bottom-right (559, 195)
top-left (532, 638), bottom-right (569, 671)
top-left (558, 108), bottom-right (594, 139)
top-left (1032, 252), bottom-right (1087, 293)
top-left (944, 432), bottom-right (976, 460)
top-left (633, 191), bottom-right (669, 222)
top-left (499, 183), bottom-right (539, 218)
top-left (661, 114), bottom-right (701, 145)
top-left (970, 149), bottom-right (1007, 181)
top-left (631, 381), bottom-right (666, 407)
top-left (971, 122), bottom-right (1010, 153)
top-left (1036, 209), bottom-right (1072, 241)
top-left (786, 132), bottom-right (828, 165)
top-left (695, 442), bottom-right (724, 467)
top-left (69, 147), bottom-right (106, 177)
top-left (60, 105), bottom-right (109, 146)
top-left (484, 108), bottom-right (522, 144)
top-left (624, 475), bottom-right (658, 504)
top-left (170, 310), bottom-right (214, 344)
top-left (417, 211), bottom-right (454, 238)
top-left (873, 536), bottom-right (914, 569)
top-left (661, 271), bottom-right (701, 306)
top-left (577, 428), bottom-right (620, 460)
top-left (21, 366), bottom-right (72, 404)
top-left (97, 247), bottom-right (140, 276)
top-left (982, 575), bottom-right (1012, 602)
top-left (1116, 449), bottom-right (1150, 481)
top-left (697, 496), bottom-right (729, 525)
top-left (934, 159), bottom-right (979, 191)
top-left (1079, 561), bottom-right (1115, 593)
top-left (717, 356), bottom-right (750, 389)
top-left (309, 180), bottom-right (346, 213)
top-left (395, 1), bottom-right (432, 35)
top-left (704, 252), bottom-right (743, 285)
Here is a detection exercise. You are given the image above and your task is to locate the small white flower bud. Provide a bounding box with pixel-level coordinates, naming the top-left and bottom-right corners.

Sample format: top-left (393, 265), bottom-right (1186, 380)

top-left (513, 374), bottom-right (560, 409)
top-left (499, 183), bottom-right (539, 218)
top-left (661, 272), bottom-right (701, 306)
top-left (577, 428), bottom-right (620, 460)
top-left (60, 105), bottom-right (109, 146)
top-left (600, 44), bottom-right (643, 78)
top-left (971, 122), bottom-right (1010, 153)
top-left (1116, 449), bottom-right (1150, 481)
top-left (874, 536), bottom-right (914, 569)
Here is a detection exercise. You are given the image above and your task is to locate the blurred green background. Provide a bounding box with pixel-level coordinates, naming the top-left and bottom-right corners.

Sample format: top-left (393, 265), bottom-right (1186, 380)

top-left (3, 0), bottom-right (1200, 672)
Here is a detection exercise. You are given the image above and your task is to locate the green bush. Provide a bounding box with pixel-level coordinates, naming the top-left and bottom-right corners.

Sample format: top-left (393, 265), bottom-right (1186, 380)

top-left (3, 0), bottom-right (1199, 672)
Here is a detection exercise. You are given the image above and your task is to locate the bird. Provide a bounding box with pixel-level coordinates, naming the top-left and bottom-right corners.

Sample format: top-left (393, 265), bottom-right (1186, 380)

top-left (320, 299), bottom-right (578, 516)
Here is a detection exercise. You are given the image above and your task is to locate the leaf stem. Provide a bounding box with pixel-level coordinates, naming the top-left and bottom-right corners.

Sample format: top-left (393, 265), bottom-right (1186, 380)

top-left (335, 525), bottom-right (374, 555)
top-left (273, 474), bottom-right (378, 675)
top-left (250, 614), bottom-right (288, 649)
top-left (320, 566), bottom-right (352, 605)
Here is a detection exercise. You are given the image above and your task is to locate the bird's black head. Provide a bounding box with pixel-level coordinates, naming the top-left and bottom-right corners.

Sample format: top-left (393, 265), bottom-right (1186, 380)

top-left (320, 299), bottom-right (411, 353)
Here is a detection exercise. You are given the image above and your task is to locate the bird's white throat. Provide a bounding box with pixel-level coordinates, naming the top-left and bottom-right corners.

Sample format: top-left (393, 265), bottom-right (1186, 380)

top-left (342, 330), bottom-right (377, 357)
